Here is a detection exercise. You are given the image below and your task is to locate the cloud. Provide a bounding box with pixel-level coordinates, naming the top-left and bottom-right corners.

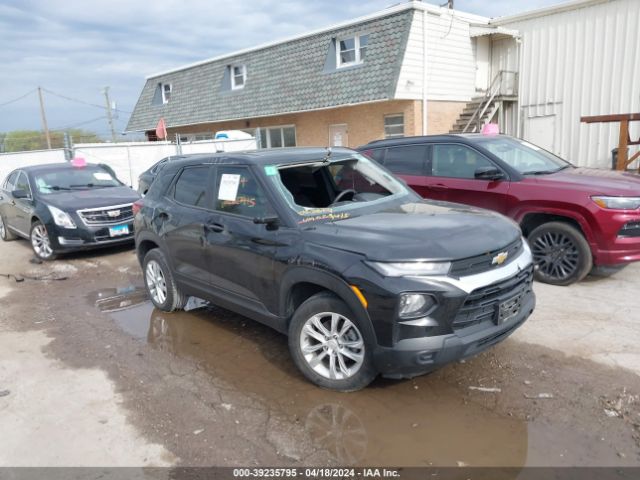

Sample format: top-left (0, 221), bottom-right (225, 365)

top-left (0, 0), bottom-right (562, 135)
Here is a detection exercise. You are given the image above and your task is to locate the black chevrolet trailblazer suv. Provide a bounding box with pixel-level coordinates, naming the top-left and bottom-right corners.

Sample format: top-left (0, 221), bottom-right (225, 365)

top-left (133, 147), bottom-right (535, 391)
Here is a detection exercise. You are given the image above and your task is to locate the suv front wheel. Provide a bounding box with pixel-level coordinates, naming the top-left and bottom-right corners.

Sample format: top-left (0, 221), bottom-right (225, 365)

top-left (143, 249), bottom-right (186, 311)
top-left (529, 221), bottom-right (592, 286)
top-left (288, 292), bottom-right (377, 392)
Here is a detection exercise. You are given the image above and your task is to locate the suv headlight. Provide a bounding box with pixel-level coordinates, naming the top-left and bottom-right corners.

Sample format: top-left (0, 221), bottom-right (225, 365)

top-left (47, 205), bottom-right (76, 229)
top-left (592, 196), bottom-right (640, 210)
top-left (367, 261), bottom-right (451, 277)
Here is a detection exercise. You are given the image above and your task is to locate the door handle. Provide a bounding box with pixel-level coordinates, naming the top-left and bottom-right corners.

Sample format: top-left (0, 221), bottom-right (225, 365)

top-left (204, 222), bottom-right (225, 233)
top-left (429, 184), bottom-right (449, 191)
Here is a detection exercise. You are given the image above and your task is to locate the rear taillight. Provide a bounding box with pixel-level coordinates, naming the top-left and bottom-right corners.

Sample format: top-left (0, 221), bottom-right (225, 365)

top-left (132, 199), bottom-right (144, 216)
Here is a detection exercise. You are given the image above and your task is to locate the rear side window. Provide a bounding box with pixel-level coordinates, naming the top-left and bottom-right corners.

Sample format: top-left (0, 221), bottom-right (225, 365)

top-left (214, 166), bottom-right (274, 218)
top-left (431, 144), bottom-right (494, 179)
top-left (383, 145), bottom-right (428, 176)
top-left (173, 166), bottom-right (209, 208)
top-left (361, 148), bottom-right (385, 163)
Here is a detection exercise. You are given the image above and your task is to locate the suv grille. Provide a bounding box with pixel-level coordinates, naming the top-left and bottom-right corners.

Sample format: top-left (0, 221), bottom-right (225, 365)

top-left (78, 204), bottom-right (134, 225)
top-left (449, 238), bottom-right (523, 277)
top-left (452, 265), bottom-right (534, 330)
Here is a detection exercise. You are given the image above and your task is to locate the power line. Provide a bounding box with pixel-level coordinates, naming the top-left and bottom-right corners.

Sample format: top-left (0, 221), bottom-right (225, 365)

top-left (0, 89), bottom-right (37, 109)
top-left (51, 115), bottom-right (107, 131)
top-left (42, 87), bottom-right (132, 114)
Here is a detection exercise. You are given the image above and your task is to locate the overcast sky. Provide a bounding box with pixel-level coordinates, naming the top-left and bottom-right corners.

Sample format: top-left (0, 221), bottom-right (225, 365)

top-left (0, 0), bottom-right (563, 137)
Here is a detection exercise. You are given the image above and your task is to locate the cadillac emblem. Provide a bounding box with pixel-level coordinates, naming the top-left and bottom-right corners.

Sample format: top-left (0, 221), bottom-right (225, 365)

top-left (492, 251), bottom-right (509, 266)
top-left (107, 210), bottom-right (121, 218)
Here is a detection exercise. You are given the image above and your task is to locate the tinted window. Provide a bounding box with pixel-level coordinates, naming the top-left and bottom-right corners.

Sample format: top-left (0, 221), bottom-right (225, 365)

top-left (214, 166), bottom-right (274, 218)
top-left (4, 172), bottom-right (18, 190)
top-left (431, 144), bottom-right (494, 179)
top-left (174, 166), bottom-right (209, 208)
top-left (360, 148), bottom-right (385, 163)
top-left (383, 145), bottom-right (427, 176)
top-left (15, 172), bottom-right (31, 196)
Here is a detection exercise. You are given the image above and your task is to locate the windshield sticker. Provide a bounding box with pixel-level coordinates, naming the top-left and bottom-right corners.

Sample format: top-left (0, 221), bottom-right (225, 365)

top-left (264, 165), bottom-right (278, 176)
top-left (93, 172), bottom-right (112, 181)
top-left (218, 174), bottom-right (241, 201)
top-left (298, 212), bottom-right (350, 224)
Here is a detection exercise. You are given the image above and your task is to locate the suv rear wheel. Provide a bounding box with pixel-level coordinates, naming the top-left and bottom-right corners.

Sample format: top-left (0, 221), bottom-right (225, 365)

top-left (143, 249), bottom-right (186, 311)
top-left (288, 292), bottom-right (377, 391)
top-left (0, 214), bottom-right (16, 241)
top-left (529, 221), bottom-right (592, 286)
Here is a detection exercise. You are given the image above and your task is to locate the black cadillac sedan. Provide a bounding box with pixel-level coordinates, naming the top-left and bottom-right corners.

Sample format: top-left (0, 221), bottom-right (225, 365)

top-left (0, 162), bottom-right (140, 260)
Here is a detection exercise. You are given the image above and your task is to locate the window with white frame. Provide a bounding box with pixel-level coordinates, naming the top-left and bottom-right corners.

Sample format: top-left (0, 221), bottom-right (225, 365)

top-left (161, 83), bottom-right (172, 103)
top-left (257, 126), bottom-right (296, 148)
top-left (231, 65), bottom-right (246, 89)
top-left (384, 114), bottom-right (404, 139)
top-left (337, 34), bottom-right (369, 68)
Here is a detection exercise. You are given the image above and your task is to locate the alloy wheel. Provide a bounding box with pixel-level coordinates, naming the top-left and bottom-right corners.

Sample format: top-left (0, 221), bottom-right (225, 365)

top-left (300, 312), bottom-right (365, 380)
top-left (31, 224), bottom-right (53, 258)
top-left (0, 216), bottom-right (5, 239)
top-left (146, 260), bottom-right (168, 305)
top-left (531, 230), bottom-right (579, 281)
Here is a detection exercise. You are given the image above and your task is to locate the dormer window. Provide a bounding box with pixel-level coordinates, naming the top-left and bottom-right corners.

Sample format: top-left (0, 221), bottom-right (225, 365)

top-left (337, 34), bottom-right (368, 68)
top-left (161, 83), bottom-right (172, 103)
top-left (231, 65), bottom-right (246, 89)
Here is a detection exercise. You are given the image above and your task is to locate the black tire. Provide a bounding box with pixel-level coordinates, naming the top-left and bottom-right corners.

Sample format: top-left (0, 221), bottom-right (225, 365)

top-left (288, 292), bottom-right (377, 392)
top-left (589, 264), bottom-right (628, 278)
top-left (142, 248), bottom-right (186, 312)
top-left (30, 221), bottom-right (57, 261)
top-left (528, 221), bottom-right (592, 286)
top-left (0, 213), bottom-right (17, 241)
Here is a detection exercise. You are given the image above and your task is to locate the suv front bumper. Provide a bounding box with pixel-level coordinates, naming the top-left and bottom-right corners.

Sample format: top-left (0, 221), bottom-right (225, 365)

top-left (373, 290), bottom-right (535, 378)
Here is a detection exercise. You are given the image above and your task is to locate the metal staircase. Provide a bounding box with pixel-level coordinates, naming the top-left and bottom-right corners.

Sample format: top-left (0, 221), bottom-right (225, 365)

top-left (450, 70), bottom-right (518, 134)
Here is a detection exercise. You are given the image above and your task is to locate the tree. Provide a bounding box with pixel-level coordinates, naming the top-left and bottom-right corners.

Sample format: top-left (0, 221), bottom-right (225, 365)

top-left (3, 129), bottom-right (103, 152)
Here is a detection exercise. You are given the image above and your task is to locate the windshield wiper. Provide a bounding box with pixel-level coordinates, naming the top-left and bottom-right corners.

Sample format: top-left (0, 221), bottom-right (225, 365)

top-left (47, 185), bottom-right (72, 191)
top-left (522, 169), bottom-right (556, 175)
top-left (70, 183), bottom-right (108, 189)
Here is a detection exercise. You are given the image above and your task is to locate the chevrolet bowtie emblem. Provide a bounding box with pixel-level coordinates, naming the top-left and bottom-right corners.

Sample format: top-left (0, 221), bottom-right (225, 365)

top-left (492, 251), bottom-right (509, 265)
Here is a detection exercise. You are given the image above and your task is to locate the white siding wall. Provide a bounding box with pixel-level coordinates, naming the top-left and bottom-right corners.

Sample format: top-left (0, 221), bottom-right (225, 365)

top-left (395, 10), bottom-right (478, 102)
top-left (500, 0), bottom-right (640, 168)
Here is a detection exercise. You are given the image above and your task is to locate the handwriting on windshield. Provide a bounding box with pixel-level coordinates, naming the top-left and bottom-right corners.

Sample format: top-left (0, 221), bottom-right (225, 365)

top-left (298, 212), bottom-right (350, 224)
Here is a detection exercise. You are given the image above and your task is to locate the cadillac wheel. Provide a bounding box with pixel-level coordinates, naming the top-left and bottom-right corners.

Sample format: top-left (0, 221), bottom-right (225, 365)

top-left (30, 221), bottom-right (56, 260)
top-left (289, 293), bottom-right (376, 392)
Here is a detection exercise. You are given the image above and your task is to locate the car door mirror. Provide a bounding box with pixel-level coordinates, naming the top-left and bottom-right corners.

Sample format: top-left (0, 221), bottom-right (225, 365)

top-left (474, 166), bottom-right (504, 181)
top-left (253, 216), bottom-right (280, 231)
top-left (11, 189), bottom-right (29, 199)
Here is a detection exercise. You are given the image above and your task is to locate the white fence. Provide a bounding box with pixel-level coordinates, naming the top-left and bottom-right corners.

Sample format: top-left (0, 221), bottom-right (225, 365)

top-left (0, 149), bottom-right (66, 184)
top-left (1, 137), bottom-right (256, 190)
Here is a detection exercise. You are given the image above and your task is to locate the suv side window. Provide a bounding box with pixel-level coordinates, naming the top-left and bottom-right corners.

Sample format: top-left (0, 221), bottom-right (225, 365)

top-left (431, 144), bottom-right (494, 179)
top-left (382, 145), bottom-right (428, 176)
top-left (214, 166), bottom-right (274, 218)
top-left (4, 171), bottom-right (18, 191)
top-left (15, 172), bottom-right (31, 197)
top-left (173, 166), bottom-right (210, 208)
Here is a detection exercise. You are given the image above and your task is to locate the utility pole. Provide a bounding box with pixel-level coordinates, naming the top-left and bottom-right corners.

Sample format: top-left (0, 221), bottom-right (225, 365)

top-left (103, 86), bottom-right (117, 143)
top-left (37, 87), bottom-right (52, 149)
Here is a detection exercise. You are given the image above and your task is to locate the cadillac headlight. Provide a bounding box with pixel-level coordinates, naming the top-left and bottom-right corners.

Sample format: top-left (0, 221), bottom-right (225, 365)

top-left (47, 205), bottom-right (76, 229)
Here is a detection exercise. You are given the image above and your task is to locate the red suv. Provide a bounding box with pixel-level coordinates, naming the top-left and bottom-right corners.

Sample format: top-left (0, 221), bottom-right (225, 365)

top-left (358, 134), bottom-right (640, 285)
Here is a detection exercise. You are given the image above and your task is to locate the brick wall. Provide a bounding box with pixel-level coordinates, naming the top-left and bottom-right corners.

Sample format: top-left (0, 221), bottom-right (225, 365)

top-left (166, 99), bottom-right (465, 147)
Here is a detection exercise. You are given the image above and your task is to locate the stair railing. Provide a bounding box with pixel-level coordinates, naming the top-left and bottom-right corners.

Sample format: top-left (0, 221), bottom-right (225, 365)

top-left (462, 70), bottom-right (517, 133)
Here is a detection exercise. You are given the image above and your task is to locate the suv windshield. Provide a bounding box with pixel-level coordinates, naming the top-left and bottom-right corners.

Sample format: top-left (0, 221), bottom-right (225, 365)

top-left (266, 153), bottom-right (414, 223)
top-left (34, 166), bottom-right (121, 194)
top-left (471, 136), bottom-right (571, 175)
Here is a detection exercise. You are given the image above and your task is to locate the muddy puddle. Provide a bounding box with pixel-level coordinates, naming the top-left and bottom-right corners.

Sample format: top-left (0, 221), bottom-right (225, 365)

top-left (88, 287), bottom-right (636, 467)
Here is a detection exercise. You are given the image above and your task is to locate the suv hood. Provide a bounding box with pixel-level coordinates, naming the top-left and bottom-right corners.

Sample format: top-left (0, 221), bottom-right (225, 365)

top-left (531, 167), bottom-right (640, 194)
top-left (43, 186), bottom-right (140, 211)
top-left (305, 200), bottom-right (521, 262)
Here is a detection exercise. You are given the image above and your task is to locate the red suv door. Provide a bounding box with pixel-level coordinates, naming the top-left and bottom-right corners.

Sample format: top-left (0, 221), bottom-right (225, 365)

top-left (426, 143), bottom-right (511, 214)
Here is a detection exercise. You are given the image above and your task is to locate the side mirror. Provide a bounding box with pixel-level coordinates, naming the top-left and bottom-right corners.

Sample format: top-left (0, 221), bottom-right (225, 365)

top-left (253, 216), bottom-right (280, 231)
top-left (474, 166), bottom-right (504, 181)
top-left (11, 189), bottom-right (29, 199)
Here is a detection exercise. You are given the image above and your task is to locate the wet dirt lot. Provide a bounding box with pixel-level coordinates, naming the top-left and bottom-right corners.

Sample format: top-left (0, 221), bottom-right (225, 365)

top-left (1, 239), bottom-right (639, 467)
